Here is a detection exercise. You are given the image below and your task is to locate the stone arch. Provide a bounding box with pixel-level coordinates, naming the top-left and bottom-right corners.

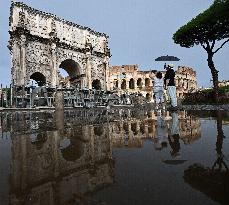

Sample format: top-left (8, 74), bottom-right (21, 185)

top-left (30, 132), bottom-right (47, 150)
top-left (94, 125), bottom-right (104, 136)
top-left (30, 72), bottom-right (46, 86)
top-left (131, 122), bottom-right (138, 135)
top-left (123, 122), bottom-right (129, 134)
top-left (129, 78), bottom-right (135, 89)
top-left (10, 3), bottom-right (110, 90)
top-left (92, 79), bottom-right (102, 90)
top-left (121, 79), bottom-right (126, 90)
top-left (59, 59), bottom-right (81, 79)
top-left (112, 80), bottom-right (119, 89)
top-left (145, 78), bottom-right (150, 87)
top-left (140, 123), bottom-right (145, 134)
top-left (148, 119), bottom-right (154, 134)
top-left (146, 93), bottom-right (151, 101)
top-left (60, 138), bottom-right (84, 162)
top-left (137, 78), bottom-right (142, 88)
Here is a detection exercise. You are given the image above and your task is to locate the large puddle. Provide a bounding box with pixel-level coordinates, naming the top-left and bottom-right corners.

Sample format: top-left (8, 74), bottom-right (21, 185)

top-left (0, 109), bottom-right (229, 205)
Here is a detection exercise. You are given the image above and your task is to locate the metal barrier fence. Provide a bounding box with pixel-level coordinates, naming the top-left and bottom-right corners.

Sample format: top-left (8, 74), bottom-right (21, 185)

top-left (0, 85), bottom-right (147, 108)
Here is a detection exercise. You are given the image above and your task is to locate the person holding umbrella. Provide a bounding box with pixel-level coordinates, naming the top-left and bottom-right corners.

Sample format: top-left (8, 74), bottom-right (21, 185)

top-left (155, 55), bottom-right (179, 111)
top-left (164, 64), bottom-right (178, 111)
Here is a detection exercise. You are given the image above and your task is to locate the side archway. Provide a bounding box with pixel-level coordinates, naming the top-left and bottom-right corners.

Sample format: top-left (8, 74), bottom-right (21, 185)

top-left (92, 79), bottom-right (102, 90)
top-left (145, 78), bottom-right (150, 87)
top-left (121, 79), bottom-right (127, 90)
top-left (129, 78), bottom-right (135, 89)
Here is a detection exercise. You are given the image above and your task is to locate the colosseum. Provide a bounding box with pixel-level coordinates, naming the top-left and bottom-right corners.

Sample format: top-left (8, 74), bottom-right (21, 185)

top-left (108, 65), bottom-right (197, 101)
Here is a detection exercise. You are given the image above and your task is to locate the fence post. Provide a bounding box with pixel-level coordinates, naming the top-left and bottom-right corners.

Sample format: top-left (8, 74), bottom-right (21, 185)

top-left (10, 84), bottom-right (13, 108)
top-left (5, 85), bottom-right (8, 107)
top-left (0, 84), bottom-right (2, 107)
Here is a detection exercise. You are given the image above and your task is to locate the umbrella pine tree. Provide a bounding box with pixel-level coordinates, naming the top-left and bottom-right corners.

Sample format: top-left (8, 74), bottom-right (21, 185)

top-left (173, 0), bottom-right (229, 102)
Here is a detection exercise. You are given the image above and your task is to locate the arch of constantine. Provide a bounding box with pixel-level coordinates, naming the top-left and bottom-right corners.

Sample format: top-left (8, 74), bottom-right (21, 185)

top-left (8, 2), bottom-right (111, 90)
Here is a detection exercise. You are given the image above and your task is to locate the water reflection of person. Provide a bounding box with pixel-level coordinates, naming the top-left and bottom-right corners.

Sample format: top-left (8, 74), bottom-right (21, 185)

top-left (168, 111), bottom-right (180, 157)
top-left (154, 110), bottom-right (168, 150)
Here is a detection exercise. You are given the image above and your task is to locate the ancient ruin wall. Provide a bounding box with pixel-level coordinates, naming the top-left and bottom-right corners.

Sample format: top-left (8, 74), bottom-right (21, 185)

top-left (8, 2), bottom-right (111, 90)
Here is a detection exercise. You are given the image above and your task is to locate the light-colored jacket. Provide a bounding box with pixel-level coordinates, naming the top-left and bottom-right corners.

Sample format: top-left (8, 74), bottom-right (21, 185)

top-left (154, 77), bottom-right (164, 92)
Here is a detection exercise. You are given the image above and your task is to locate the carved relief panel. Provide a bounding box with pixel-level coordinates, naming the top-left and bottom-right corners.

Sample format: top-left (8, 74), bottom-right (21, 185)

top-left (25, 41), bottom-right (52, 83)
top-left (12, 41), bottom-right (21, 85)
top-left (91, 57), bottom-right (106, 89)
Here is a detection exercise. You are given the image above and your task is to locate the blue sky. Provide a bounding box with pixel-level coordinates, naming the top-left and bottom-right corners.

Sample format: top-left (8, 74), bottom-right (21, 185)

top-left (0, 0), bottom-right (228, 87)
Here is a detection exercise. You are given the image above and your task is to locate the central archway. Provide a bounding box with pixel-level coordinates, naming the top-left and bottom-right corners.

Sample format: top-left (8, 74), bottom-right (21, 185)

top-left (59, 59), bottom-right (81, 87)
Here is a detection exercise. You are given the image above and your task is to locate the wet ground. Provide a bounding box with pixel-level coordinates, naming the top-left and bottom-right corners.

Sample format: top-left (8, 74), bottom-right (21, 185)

top-left (0, 108), bottom-right (229, 205)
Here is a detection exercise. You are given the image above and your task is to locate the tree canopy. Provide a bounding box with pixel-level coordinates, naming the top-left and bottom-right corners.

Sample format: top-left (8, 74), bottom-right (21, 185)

top-left (173, 0), bottom-right (229, 52)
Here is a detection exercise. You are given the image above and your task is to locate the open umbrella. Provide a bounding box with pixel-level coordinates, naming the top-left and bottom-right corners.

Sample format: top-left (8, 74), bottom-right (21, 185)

top-left (155, 55), bottom-right (180, 61)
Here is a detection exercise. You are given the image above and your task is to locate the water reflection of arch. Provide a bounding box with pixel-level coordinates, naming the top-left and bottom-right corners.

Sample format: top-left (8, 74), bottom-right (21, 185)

top-left (10, 120), bottom-right (114, 204)
top-left (123, 122), bottom-right (129, 134)
top-left (147, 119), bottom-right (155, 135)
top-left (30, 132), bottom-right (48, 150)
top-left (140, 122), bottom-right (145, 134)
top-left (131, 122), bottom-right (138, 135)
top-left (94, 125), bottom-right (104, 136)
top-left (60, 137), bottom-right (84, 162)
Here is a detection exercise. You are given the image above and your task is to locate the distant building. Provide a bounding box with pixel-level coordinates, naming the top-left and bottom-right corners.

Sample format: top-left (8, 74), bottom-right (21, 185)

top-left (175, 66), bottom-right (198, 98)
top-left (108, 65), bottom-right (197, 101)
top-left (109, 65), bottom-right (154, 101)
top-left (218, 80), bottom-right (229, 87)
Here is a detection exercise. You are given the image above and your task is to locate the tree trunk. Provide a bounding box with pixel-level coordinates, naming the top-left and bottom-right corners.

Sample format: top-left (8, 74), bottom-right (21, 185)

top-left (207, 52), bottom-right (219, 103)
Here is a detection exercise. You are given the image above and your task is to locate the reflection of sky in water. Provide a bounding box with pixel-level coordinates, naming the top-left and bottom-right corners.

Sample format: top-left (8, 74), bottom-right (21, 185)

top-left (30, 133), bottom-right (38, 143)
top-left (0, 110), bottom-right (228, 205)
top-left (59, 138), bottom-right (71, 149)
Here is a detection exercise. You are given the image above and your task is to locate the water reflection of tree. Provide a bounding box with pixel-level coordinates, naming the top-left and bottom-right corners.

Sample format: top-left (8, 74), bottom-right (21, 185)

top-left (184, 111), bottom-right (229, 205)
top-left (212, 111), bottom-right (228, 171)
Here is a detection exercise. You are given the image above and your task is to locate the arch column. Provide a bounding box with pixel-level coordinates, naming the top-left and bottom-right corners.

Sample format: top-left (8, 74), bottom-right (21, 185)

top-left (50, 42), bottom-right (58, 87)
top-left (86, 52), bottom-right (92, 89)
top-left (104, 57), bottom-right (110, 91)
top-left (142, 78), bottom-right (145, 88)
top-left (135, 81), bottom-right (138, 91)
top-left (19, 34), bottom-right (26, 86)
top-left (117, 80), bottom-right (121, 89)
top-left (126, 80), bottom-right (130, 90)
